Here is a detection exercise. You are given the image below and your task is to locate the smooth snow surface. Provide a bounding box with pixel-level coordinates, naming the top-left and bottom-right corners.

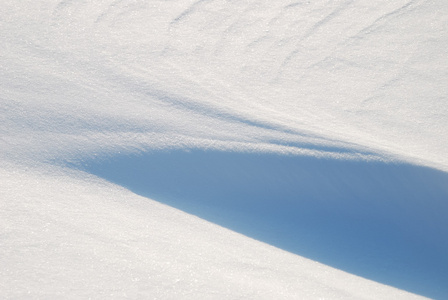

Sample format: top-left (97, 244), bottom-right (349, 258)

top-left (1, 0), bottom-right (447, 299)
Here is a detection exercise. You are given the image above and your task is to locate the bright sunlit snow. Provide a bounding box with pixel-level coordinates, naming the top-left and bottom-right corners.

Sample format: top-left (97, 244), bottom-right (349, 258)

top-left (1, 0), bottom-right (447, 299)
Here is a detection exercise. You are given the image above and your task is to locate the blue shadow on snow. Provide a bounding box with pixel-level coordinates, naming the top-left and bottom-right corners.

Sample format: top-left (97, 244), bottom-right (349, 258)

top-left (78, 150), bottom-right (448, 299)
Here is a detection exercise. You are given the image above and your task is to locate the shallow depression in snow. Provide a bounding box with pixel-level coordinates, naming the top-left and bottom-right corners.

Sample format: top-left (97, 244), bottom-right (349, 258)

top-left (79, 149), bottom-right (448, 299)
top-left (2, 0), bottom-right (448, 298)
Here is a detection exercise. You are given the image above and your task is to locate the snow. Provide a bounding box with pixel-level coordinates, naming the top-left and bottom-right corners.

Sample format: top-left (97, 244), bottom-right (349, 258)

top-left (1, 0), bottom-right (448, 299)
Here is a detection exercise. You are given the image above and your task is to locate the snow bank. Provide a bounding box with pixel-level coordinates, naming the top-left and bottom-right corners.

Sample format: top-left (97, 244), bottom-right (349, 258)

top-left (2, 0), bottom-right (448, 298)
top-left (0, 164), bottom-right (424, 299)
top-left (79, 149), bottom-right (448, 298)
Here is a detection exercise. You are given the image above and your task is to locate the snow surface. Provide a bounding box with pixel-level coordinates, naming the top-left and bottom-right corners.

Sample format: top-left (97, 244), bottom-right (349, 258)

top-left (1, 0), bottom-right (448, 299)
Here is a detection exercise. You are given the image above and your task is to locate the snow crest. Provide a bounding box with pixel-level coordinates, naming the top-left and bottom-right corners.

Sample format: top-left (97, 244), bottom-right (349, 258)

top-left (1, 0), bottom-right (447, 298)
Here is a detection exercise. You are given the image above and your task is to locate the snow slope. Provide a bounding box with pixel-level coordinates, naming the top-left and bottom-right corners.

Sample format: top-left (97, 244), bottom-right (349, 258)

top-left (1, 0), bottom-right (448, 299)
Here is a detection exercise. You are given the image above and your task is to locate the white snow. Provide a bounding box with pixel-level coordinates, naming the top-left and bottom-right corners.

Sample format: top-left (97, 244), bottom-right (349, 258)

top-left (1, 0), bottom-right (447, 299)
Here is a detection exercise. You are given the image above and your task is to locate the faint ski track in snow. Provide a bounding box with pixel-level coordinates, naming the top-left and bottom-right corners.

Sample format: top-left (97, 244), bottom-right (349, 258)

top-left (349, 0), bottom-right (421, 41)
top-left (171, 0), bottom-right (210, 25)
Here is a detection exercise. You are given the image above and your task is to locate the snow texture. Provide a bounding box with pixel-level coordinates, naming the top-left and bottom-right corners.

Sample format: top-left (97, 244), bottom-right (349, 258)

top-left (1, 0), bottom-right (447, 299)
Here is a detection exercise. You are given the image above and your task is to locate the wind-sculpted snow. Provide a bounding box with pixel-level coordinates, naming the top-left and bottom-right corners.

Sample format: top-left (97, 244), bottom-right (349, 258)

top-left (3, 0), bottom-right (447, 168)
top-left (1, 0), bottom-right (448, 299)
top-left (80, 150), bottom-right (448, 298)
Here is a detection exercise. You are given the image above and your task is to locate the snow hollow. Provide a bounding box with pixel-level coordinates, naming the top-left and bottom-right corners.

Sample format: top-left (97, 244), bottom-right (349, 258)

top-left (78, 149), bottom-right (448, 298)
top-left (2, 0), bottom-right (448, 299)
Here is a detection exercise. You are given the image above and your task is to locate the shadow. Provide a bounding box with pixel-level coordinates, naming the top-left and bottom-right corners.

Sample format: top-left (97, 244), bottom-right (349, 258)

top-left (77, 150), bottom-right (448, 299)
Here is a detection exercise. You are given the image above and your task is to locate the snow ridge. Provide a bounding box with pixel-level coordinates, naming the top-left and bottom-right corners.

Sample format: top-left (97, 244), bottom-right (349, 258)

top-left (1, 0), bottom-right (448, 298)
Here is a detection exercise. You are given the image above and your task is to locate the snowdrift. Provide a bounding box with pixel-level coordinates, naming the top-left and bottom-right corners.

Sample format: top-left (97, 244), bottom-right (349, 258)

top-left (2, 0), bottom-right (448, 298)
top-left (80, 149), bottom-right (448, 298)
top-left (0, 162), bottom-right (425, 299)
